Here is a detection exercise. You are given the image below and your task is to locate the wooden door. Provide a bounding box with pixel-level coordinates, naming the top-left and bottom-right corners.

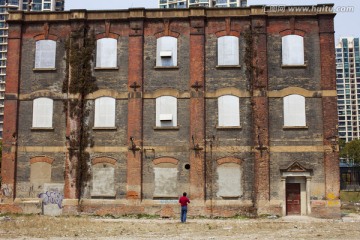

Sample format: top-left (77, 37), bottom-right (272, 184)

top-left (286, 183), bottom-right (301, 215)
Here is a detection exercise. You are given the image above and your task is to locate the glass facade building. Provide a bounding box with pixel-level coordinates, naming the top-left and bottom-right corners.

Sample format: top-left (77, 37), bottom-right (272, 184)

top-left (159, 0), bottom-right (247, 9)
top-left (0, 0), bottom-right (64, 138)
top-left (336, 37), bottom-right (360, 142)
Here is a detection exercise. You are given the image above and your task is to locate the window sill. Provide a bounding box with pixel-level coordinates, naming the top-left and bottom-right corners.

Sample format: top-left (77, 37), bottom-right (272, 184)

top-left (31, 127), bottom-right (54, 131)
top-left (281, 64), bottom-right (307, 69)
top-left (283, 126), bottom-right (309, 130)
top-left (94, 67), bottom-right (119, 70)
top-left (154, 66), bottom-right (179, 70)
top-left (91, 195), bottom-right (116, 199)
top-left (216, 126), bottom-right (242, 130)
top-left (153, 126), bottom-right (180, 130)
top-left (33, 68), bottom-right (56, 72)
top-left (221, 196), bottom-right (241, 199)
top-left (216, 65), bottom-right (241, 69)
top-left (93, 127), bottom-right (117, 130)
top-left (153, 196), bottom-right (178, 199)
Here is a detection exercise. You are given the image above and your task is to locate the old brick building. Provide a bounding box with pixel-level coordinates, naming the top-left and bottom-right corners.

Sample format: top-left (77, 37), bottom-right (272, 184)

top-left (0, 5), bottom-right (340, 218)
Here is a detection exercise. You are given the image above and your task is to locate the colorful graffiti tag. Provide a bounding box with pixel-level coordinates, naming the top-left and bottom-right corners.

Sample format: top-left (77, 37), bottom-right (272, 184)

top-left (38, 190), bottom-right (63, 209)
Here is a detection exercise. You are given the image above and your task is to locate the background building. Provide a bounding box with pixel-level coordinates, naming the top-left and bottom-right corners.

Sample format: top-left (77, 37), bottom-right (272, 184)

top-left (336, 37), bottom-right (360, 142)
top-left (0, 6), bottom-right (339, 218)
top-left (159, 0), bottom-right (247, 9)
top-left (0, 0), bottom-right (64, 138)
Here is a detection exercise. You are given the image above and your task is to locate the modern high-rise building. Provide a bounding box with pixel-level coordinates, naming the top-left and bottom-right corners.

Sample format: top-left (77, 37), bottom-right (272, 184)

top-left (336, 37), bottom-right (360, 142)
top-left (0, 0), bottom-right (64, 138)
top-left (159, 0), bottom-right (247, 9)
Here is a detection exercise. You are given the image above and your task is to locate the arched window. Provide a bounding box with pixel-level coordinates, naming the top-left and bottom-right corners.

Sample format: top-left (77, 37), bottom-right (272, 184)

top-left (35, 40), bottom-right (56, 68)
top-left (218, 95), bottom-right (240, 127)
top-left (217, 162), bottom-right (242, 198)
top-left (94, 97), bottom-right (116, 127)
top-left (153, 158), bottom-right (178, 198)
top-left (91, 157), bottom-right (116, 198)
top-left (156, 36), bottom-right (178, 67)
top-left (30, 161), bottom-right (52, 184)
top-left (96, 38), bottom-right (118, 68)
top-left (283, 94), bottom-right (306, 126)
top-left (218, 36), bottom-right (239, 66)
top-left (32, 98), bottom-right (53, 128)
top-left (156, 96), bottom-right (177, 127)
top-left (282, 35), bottom-right (304, 65)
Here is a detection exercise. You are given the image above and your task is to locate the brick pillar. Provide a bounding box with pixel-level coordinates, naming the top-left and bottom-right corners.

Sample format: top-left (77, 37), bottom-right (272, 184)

top-left (250, 17), bottom-right (270, 213)
top-left (1, 21), bottom-right (22, 202)
top-left (126, 14), bottom-right (144, 200)
top-left (64, 19), bottom-right (85, 199)
top-left (189, 15), bottom-right (205, 200)
top-left (319, 15), bottom-right (340, 202)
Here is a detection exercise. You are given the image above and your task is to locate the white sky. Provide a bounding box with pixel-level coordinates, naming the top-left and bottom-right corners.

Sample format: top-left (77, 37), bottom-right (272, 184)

top-left (65, 0), bottom-right (360, 42)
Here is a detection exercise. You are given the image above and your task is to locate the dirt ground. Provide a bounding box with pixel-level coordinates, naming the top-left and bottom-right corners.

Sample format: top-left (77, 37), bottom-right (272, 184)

top-left (1, 212), bottom-right (360, 240)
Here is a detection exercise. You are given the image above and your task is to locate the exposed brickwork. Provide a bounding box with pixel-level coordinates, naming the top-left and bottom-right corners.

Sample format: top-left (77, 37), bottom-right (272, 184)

top-left (1, 7), bottom-right (339, 218)
top-left (126, 18), bottom-right (144, 200)
top-left (189, 17), bottom-right (205, 200)
top-left (91, 157), bottom-right (117, 166)
top-left (216, 157), bottom-right (242, 165)
top-left (153, 157), bottom-right (179, 165)
top-left (252, 17), bottom-right (270, 208)
top-left (29, 156), bottom-right (54, 165)
top-left (319, 15), bottom-right (340, 201)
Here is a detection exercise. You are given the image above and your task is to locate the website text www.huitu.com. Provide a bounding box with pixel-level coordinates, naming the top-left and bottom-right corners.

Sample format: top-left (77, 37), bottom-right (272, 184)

top-left (263, 5), bottom-right (355, 13)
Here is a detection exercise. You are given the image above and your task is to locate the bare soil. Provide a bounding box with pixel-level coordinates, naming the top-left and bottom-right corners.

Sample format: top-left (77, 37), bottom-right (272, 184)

top-left (1, 212), bottom-right (360, 239)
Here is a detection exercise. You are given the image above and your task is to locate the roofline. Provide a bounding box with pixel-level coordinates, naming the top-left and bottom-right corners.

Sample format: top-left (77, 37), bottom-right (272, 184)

top-left (7, 4), bottom-right (336, 23)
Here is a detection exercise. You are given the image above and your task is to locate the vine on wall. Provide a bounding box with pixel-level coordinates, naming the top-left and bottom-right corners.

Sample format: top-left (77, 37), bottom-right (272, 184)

top-left (63, 24), bottom-right (98, 202)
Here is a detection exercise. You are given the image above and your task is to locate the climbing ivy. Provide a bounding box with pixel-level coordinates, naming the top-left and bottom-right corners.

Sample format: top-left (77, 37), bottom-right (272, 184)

top-left (244, 27), bottom-right (254, 93)
top-left (63, 24), bottom-right (98, 203)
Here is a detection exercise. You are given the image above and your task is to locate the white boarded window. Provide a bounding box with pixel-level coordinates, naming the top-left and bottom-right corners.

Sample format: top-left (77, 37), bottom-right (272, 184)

top-left (156, 36), bottom-right (177, 67)
top-left (30, 162), bottom-right (52, 184)
top-left (32, 98), bottom-right (53, 128)
top-left (96, 38), bottom-right (117, 68)
top-left (218, 36), bottom-right (239, 66)
top-left (282, 35), bottom-right (304, 65)
top-left (154, 166), bottom-right (178, 197)
top-left (35, 40), bottom-right (56, 68)
top-left (91, 164), bottom-right (116, 197)
top-left (218, 95), bottom-right (240, 127)
top-left (156, 96), bottom-right (177, 127)
top-left (94, 97), bottom-right (116, 127)
top-left (283, 94), bottom-right (306, 126)
top-left (217, 163), bottom-right (241, 198)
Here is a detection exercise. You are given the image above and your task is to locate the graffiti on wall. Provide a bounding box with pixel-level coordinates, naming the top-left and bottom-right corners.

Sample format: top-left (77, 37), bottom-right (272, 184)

top-left (38, 190), bottom-right (63, 209)
top-left (0, 184), bottom-right (13, 198)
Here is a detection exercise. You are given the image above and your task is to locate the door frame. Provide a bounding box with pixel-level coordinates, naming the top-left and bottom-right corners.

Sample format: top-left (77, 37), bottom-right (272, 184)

top-left (281, 173), bottom-right (311, 216)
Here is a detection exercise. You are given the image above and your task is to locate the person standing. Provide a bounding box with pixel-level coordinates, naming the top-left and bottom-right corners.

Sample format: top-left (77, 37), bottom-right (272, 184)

top-left (179, 192), bottom-right (190, 223)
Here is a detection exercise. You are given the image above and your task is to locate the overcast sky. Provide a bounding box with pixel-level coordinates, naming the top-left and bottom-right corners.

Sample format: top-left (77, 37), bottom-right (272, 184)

top-left (65, 0), bottom-right (360, 42)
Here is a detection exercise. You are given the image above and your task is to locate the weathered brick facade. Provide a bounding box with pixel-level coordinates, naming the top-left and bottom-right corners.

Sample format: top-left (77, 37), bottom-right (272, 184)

top-left (0, 6), bottom-right (340, 218)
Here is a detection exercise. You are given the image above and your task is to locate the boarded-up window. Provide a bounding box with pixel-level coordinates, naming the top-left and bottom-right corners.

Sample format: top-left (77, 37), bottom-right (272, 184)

top-left (91, 164), bottom-right (115, 197)
top-left (218, 95), bottom-right (240, 127)
top-left (282, 35), bottom-right (304, 65)
top-left (154, 164), bottom-right (178, 197)
top-left (218, 36), bottom-right (239, 66)
top-left (32, 98), bottom-right (53, 128)
top-left (156, 36), bottom-right (177, 67)
top-left (283, 94), bottom-right (306, 126)
top-left (156, 96), bottom-right (177, 127)
top-left (35, 40), bottom-right (56, 68)
top-left (30, 162), bottom-right (52, 184)
top-left (94, 97), bottom-right (116, 127)
top-left (217, 163), bottom-right (241, 198)
top-left (96, 38), bottom-right (117, 68)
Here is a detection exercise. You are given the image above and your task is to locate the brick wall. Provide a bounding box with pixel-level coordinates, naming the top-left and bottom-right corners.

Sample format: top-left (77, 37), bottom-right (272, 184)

top-left (0, 7), bottom-right (339, 218)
